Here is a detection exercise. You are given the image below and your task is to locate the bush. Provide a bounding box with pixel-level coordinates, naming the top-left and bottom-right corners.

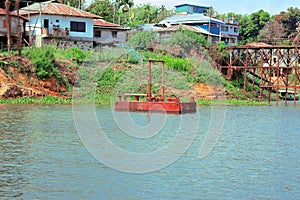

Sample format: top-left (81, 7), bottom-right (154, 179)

top-left (55, 47), bottom-right (90, 64)
top-left (22, 46), bottom-right (61, 80)
top-left (167, 29), bottom-right (208, 56)
top-left (192, 58), bottom-right (223, 86)
top-left (141, 51), bottom-right (193, 71)
top-left (127, 31), bottom-right (157, 50)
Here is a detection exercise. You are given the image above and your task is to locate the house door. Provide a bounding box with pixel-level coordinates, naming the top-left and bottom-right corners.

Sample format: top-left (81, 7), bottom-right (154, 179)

top-left (44, 19), bottom-right (49, 28)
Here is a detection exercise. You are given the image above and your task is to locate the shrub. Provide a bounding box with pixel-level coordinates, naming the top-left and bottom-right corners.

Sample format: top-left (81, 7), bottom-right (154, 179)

top-left (167, 29), bottom-right (208, 56)
top-left (127, 31), bottom-right (157, 50)
top-left (192, 58), bottom-right (223, 86)
top-left (22, 46), bottom-right (61, 80)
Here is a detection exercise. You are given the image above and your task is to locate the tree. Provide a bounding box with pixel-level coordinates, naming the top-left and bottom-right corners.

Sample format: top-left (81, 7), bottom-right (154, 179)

top-left (238, 10), bottom-right (270, 44)
top-left (293, 23), bottom-right (300, 45)
top-left (0, 0), bottom-right (51, 10)
top-left (119, 0), bottom-right (134, 24)
top-left (259, 20), bottom-right (285, 44)
top-left (130, 4), bottom-right (172, 25)
top-left (59, 0), bottom-right (85, 9)
top-left (275, 7), bottom-right (300, 39)
top-left (86, 0), bottom-right (114, 22)
top-left (167, 28), bottom-right (208, 57)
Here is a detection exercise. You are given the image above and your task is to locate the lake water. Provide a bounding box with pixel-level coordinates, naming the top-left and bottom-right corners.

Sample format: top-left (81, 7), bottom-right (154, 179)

top-left (1, 104), bottom-right (300, 199)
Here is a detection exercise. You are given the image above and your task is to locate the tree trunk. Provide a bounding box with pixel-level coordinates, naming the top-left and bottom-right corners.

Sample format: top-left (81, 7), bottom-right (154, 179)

top-left (5, 0), bottom-right (11, 55)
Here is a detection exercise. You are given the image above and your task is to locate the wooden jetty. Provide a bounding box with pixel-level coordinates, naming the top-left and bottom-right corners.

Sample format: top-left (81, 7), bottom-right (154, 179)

top-left (217, 45), bottom-right (300, 105)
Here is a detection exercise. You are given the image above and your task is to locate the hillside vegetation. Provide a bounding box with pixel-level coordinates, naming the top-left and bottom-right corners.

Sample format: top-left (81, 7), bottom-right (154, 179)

top-left (0, 44), bottom-right (265, 105)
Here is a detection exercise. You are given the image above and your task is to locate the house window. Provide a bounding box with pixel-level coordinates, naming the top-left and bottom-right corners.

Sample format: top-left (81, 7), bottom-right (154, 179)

top-left (112, 31), bottom-right (117, 38)
top-left (94, 30), bottom-right (101, 37)
top-left (234, 27), bottom-right (239, 33)
top-left (221, 26), bottom-right (228, 32)
top-left (70, 21), bottom-right (86, 32)
top-left (193, 7), bottom-right (197, 13)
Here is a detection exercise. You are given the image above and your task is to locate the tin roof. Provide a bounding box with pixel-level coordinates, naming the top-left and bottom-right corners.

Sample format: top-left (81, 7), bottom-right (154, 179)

top-left (243, 42), bottom-right (272, 47)
top-left (18, 1), bottom-right (101, 19)
top-left (0, 8), bottom-right (6, 15)
top-left (158, 14), bottom-right (225, 26)
top-left (0, 8), bottom-right (28, 20)
top-left (94, 19), bottom-right (121, 27)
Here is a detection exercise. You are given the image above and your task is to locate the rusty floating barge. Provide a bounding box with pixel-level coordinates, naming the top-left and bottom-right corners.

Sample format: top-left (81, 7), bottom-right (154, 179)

top-left (114, 59), bottom-right (197, 114)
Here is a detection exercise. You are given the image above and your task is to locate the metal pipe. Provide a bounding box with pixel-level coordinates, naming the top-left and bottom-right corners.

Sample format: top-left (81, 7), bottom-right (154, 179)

top-left (147, 60), bottom-right (151, 101)
top-left (294, 64), bottom-right (297, 106)
top-left (161, 61), bottom-right (165, 100)
top-left (276, 47), bottom-right (280, 106)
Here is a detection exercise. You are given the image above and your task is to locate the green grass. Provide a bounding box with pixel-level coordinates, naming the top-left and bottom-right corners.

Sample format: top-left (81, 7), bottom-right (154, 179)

top-left (0, 96), bottom-right (71, 104)
top-left (196, 99), bottom-right (269, 106)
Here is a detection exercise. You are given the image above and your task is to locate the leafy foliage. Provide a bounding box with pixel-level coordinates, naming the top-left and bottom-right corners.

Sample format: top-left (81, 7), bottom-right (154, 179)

top-left (167, 28), bottom-right (208, 56)
top-left (86, 1), bottom-right (172, 27)
top-left (192, 59), bottom-right (223, 86)
top-left (56, 47), bottom-right (89, 64)
top-left (131, 4), bottom-right (172, 25)
top-left (238, 10), bottom-right (270, 44)
top-left (98, 67), bottom-right (124, 88)
top-left (259, 20), bottom-right (286, 44)
top-left (22, 46), bottom-right (61, 80)
top-left (127, 31), bottom-right (157, 50)
top-left (86, 0), bottom-right (115, 22)
top-left (142, 51), bottom-right (193, 72)
top-left (276, 7), bottom-right (300, 39)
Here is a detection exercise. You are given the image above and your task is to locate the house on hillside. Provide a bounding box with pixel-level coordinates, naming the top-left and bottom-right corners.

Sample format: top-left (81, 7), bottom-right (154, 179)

top-left (93, 19), bottom-right (129, 47)
top-left (0, 8), bottom-right (27, 49)
top-left (157, 3), bottom-right (239, 45)
top-left (18, 0), bottom-right (101, 49)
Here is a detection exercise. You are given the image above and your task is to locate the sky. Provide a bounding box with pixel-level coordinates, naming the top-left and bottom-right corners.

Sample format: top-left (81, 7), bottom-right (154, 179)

top-left (132, 0), bottom-right (300, 15)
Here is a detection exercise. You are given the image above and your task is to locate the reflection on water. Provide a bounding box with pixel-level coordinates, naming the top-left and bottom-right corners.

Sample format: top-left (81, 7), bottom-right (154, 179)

top-left (1, 104), bottom-right (300, 199)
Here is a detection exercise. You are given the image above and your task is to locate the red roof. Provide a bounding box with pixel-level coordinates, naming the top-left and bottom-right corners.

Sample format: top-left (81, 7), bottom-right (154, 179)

top-left (0, 8), bottom-right (6, 15)
top-left (0, 8), bottom-right (28, 20)
top-left (19, 1), bottom-right (102, 19)
top-left (94, 19), bottom-right (121, 27)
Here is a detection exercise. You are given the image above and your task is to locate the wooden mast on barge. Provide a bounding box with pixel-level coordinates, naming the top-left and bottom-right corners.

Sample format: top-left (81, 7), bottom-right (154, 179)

top-left (114, 59), bottom-right (197, 114)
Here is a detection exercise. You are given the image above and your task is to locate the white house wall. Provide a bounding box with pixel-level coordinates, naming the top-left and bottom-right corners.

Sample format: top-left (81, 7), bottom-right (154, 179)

top-left (27, 14), bottom-right (94, 38)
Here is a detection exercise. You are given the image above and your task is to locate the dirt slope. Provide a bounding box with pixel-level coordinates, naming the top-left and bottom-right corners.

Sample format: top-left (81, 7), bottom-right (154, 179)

top-left (0, 56), bottom-right (75, 99)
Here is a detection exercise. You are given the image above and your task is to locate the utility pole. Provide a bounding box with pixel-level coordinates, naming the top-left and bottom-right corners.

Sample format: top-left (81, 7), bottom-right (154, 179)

top-left (5, 0), bottom-right (11, 55)
top-left (26, 1), bottom-right (32, 46)
top-left (207, 6), bottom-right (212, 44)
top-left (15, 0), bottom-right (21, 56)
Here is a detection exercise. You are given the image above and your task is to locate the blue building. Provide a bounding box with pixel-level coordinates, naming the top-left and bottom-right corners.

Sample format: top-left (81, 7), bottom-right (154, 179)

top-left (175, 3), bottom-right (209, 15)
top-left (158, 4), bottom-right (239, 45)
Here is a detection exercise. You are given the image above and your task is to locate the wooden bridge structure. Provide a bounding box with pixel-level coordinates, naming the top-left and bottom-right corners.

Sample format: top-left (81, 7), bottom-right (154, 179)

top-left (217, 46), bottom-right (300, 105)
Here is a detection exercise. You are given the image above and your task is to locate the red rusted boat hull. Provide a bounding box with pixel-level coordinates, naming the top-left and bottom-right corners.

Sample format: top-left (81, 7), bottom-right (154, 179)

top-left (114, 101), bottom-right (197, 114)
